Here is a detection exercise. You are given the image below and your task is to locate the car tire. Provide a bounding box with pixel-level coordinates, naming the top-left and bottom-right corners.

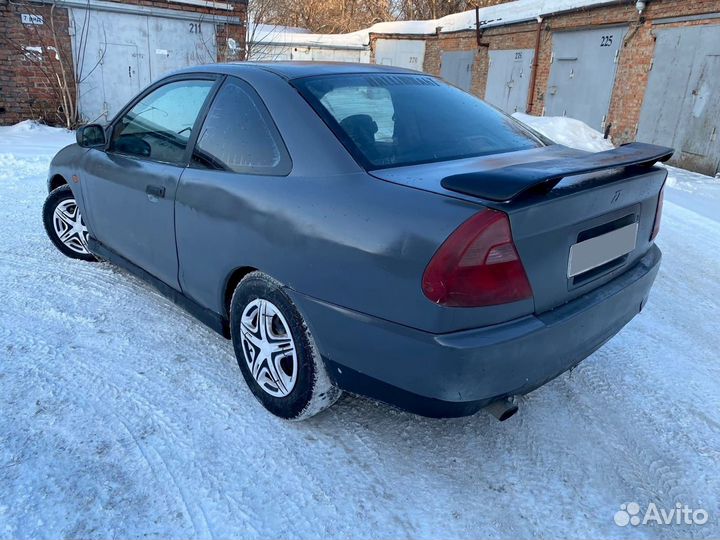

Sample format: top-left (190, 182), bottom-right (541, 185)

top-left (230, 271), bottom-right (341, 420)
top-left (42, 185), bottom-right (96, 262)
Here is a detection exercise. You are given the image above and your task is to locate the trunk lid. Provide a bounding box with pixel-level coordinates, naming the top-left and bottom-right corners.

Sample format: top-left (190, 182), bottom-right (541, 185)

top-left (370, 144), bottom-right (671, 314)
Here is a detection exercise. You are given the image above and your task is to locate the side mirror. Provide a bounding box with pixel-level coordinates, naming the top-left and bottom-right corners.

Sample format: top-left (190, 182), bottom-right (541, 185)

top-left (76, 124), bottom-right (106, 148)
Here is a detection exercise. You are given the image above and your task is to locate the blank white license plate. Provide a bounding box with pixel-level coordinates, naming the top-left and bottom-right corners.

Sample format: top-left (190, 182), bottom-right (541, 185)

top-left (568, 222), bottom-right (638, 278)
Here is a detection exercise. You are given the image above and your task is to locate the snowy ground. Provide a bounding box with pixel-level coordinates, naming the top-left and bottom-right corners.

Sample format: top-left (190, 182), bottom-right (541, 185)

top-left (1, 120), bottom-right (719, 539)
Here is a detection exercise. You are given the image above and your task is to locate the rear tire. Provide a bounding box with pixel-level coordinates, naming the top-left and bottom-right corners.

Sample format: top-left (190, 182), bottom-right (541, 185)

top-left (42, 185), bottom-right (95, 262)
top-left (229, 271), bottom-right (341, 420)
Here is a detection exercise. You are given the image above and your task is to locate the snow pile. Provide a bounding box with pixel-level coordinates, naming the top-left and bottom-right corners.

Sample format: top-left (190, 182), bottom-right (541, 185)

top-left (512, 112), bottom-right (615, 152)
top-left (0, 121), bottom-right (74, 181)
top-left (508, 113), bottom-right (720, 204)
top-left (0, 120), bottom-right (74, 157)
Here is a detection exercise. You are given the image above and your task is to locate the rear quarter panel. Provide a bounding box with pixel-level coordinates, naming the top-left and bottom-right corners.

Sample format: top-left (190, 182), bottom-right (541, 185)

top-left (175, 169), bottom-right (534, 333)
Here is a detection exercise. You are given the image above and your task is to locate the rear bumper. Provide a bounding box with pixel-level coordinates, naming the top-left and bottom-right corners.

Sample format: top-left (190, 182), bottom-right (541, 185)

top-left (287, 245), bottom-right (661, 418)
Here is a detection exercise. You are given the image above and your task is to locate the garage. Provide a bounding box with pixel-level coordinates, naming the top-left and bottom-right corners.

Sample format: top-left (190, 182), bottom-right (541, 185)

top-left (374, 38), bottom-right (425, 71)
top-left (637, 23), bottom-right (720, 176)
top-left (440, 50), bottom-right (474, 92)
top-left (69, 2), bottom-right (239, 122)
top-left (484, 48), bottom-right (534, 114)
top-left (545, 26), bottom-right (626, 132)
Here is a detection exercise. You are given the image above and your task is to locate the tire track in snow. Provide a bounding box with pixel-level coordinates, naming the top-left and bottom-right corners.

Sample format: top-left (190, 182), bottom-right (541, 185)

top-left (18, 338), bottom-right (223, 538)
top-left (2, 140), bottom-right (720, 539)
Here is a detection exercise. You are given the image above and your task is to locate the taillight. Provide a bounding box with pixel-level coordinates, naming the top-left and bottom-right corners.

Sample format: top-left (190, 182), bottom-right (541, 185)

top-left (422, 209), bottom-right (533, 307)
top-left (650, 185), bottom-right (664, 241)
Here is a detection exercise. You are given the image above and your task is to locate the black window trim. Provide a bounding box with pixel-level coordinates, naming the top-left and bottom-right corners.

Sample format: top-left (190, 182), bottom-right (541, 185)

top-left (187, 74), bottom-right (293, 177)
top-left (104, 72), bottom-right (224, 167)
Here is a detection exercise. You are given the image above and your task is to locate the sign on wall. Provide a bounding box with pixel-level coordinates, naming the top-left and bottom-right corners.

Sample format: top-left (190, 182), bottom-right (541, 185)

top-left (21, 13), bottom-right (44, 25)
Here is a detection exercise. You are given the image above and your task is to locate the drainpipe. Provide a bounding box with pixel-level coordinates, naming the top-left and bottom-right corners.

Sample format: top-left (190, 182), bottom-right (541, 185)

top-left (474, 5), bottom-right (489, 48)
top-left (526, 16), bottom-right (543, 114)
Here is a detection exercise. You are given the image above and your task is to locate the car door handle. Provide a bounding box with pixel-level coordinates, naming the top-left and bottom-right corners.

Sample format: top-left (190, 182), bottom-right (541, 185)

top-left (146, 185), bottom-right (165, 199)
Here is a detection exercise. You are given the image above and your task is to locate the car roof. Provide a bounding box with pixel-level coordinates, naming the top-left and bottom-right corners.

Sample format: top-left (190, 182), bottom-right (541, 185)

top-left (174, 61), bottom-right (427, 80)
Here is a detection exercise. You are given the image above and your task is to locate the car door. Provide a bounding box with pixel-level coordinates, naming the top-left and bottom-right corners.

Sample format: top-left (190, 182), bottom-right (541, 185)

top-left (81, 75), bottom-right (218, 288)
top-left (174, 76), bottom-right (292, 313)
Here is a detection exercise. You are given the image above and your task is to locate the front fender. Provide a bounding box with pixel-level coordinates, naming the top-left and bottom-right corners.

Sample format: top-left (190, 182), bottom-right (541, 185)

top-left (47, 144), bottom-right (93, 229)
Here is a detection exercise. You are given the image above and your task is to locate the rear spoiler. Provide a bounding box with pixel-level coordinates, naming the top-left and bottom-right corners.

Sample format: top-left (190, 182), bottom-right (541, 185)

top-left (440, 143), bottom-right (674, 202)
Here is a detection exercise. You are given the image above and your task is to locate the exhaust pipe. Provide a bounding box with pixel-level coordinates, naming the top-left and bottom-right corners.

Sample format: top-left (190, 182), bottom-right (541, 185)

top-left (485, 396), bottom-right (519, 421)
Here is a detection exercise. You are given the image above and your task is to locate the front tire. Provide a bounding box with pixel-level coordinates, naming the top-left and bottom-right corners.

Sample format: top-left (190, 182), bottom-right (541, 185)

top-left (42, 185), bottom-right (95, 262)
top-left (230, 271), bottom-right (341, 420)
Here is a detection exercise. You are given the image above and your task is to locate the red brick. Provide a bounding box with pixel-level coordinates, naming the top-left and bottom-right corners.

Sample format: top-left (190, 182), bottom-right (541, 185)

top-left (370, 0), bottom-right (720, 144)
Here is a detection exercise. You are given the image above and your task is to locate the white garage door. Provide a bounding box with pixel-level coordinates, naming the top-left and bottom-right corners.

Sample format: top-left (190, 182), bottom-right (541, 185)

top-left (374, 39), bottom-right (425, 72)
top-left (71, 8), bottom-right (217, 122)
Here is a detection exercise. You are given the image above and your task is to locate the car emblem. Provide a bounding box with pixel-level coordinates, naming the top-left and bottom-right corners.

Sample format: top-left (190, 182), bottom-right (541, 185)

top-left (611, 189), bottom-right (622, 204)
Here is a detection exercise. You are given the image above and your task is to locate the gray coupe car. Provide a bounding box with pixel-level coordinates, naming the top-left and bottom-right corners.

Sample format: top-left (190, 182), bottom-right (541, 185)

top-left (43, 62), bottom-right (672, 421)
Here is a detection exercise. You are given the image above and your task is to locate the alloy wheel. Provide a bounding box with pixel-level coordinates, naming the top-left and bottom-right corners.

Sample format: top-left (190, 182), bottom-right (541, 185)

top-left (239, 299), bottom-right (298, 397)
top-left (53, 199), bottom-right (90, 255)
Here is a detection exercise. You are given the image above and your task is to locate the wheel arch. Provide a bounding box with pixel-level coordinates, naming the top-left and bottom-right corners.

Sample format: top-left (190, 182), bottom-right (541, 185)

top-left (223, 266), bottom-right (258, 318)
top-left (48, 174), bottom-right (68, 193)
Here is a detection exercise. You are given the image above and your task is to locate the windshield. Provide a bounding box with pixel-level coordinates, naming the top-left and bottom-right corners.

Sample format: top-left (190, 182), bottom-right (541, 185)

top-left (293, 73), bottom-right (546, 169)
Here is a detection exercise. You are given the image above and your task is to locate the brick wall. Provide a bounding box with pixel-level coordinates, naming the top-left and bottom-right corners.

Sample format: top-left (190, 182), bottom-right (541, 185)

top-left (0, 1), bottom-right (76, 125)
top-left (370, 0), bottom-right (720, 145)
top-left (0, 0), bottom-right (246, 126)
top-left (529, 0), bottom-right (720, 143)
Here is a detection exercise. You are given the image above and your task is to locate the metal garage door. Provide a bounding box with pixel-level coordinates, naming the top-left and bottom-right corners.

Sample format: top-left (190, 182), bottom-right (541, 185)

top-left (545, 26), bottom-right (626, 131)
top-left (440, 51), bottom-right (475, 92)
top-left (374, 39), bottom-right (425, 72)
top-left (485, 48), bottom-right (534, 113)
top-left (71, 9), bottom-right (217, 122)
top-left (147, 17), bottom-right (216, 78)
top-left (637, 24), bottom-right (720, 176)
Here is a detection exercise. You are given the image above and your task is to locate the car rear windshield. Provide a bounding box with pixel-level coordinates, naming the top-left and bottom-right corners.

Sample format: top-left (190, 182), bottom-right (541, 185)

top-left (293, 73), bottom-right (545, 169)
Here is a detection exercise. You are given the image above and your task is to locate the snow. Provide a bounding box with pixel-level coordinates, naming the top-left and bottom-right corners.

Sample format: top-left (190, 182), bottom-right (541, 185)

top-left (1, 122), bottom-right (720, 538)
top-left (512, 112), bottom-right (615, 152)
top-left (368, 0), bottom-right (621, 35)
top-left (249, 27), bottom-right (368, 49)
top-left (0, 121), bottom-right (74, 181)
top-left (250, 23), bottom-right (311, 36)
top-left (511, 112), bottom-right (720, 222)
top-left (249, 0), bottom-right (620, 48)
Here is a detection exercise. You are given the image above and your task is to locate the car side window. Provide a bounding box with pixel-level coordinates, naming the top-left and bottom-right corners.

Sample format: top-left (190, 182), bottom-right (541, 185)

top-left (191, 78), bottom-right (291, 175)
top-left (109, 79), bottom-right (215, 164)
